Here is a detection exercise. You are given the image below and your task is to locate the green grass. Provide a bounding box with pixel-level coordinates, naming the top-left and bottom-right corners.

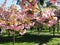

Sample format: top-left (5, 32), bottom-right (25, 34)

top-left (47, 38), bottom-right (60, 45)
top-left (0, 29), bottom-right (60, 45)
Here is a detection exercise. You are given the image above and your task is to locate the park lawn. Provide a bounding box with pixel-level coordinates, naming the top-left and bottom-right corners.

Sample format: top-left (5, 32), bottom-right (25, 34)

top-left (0, 29), bottom-right (60, 45)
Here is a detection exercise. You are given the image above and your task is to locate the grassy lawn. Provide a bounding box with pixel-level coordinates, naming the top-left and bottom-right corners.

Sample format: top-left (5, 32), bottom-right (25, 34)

top-left (0, 29), bottom-right (60, 45)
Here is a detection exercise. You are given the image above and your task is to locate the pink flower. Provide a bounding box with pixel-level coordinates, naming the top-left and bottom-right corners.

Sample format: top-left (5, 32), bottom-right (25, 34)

top-left (50, 0), bottom-right (57, 4)
top-left (14, 24), bottom-right (24, 31)
top-left (44, 17), bottom-right (57, 27)
top-left (50, 17), bottom-right (57, 24)
top-left (30, 22), bottom-right (35, 27)
top-left (23, 0), bottom-right (26, 2)
top-left (26, 13), bottom-right (36, 19)
top-left (19, 29), bottom-right (26, 35)
top-left (28, 2), bottom-right (32, 8)
top-left (24, 23), bottom-right (30, 29)
top-left (0, 7), bottom-right (3, 15)
top-left (33, 0), bottom-right (37, 5)
top-left (37, 16), bottom-right (47, 23)
top-left (19, 0), bottom-right (25, 9)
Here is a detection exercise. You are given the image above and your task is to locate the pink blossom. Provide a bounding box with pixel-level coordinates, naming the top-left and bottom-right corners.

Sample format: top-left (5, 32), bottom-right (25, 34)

top-left (37, 16), bottom-right (47, 23)
top-left (26, 13), bottom-right (36, 19)
top-left (29, 22), bottom-right (35, 27)
top-left (24, 23), bottom-right (30, 29)
top-left (14, 24), bottom-right (24, 31)
top-left (44, 17), bottom-right (57, 27)
top-left (50, 0), bottom-right (57, 4)
top-left (19, 0), bottom-right (25, 9)
top-left (19, 29), bottom-right (26, 35)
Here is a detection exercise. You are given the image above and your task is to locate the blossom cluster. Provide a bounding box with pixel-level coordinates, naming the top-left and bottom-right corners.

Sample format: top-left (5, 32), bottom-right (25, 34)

top-left (0, 0), bottom-right (58, 35)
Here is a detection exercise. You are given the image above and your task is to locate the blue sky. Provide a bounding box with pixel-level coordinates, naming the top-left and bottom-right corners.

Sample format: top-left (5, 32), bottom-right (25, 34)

top-left (0, 0), bottom-right (21, 9)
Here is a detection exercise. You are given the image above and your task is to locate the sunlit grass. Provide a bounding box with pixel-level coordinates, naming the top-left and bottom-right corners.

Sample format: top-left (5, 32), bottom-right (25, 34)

top-left (0, 29), bottom-right (60, 45)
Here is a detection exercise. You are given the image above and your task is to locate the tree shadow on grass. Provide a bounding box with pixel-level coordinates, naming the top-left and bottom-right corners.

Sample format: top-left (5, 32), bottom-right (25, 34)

top-left (0, 33), bottom-right (60, 45)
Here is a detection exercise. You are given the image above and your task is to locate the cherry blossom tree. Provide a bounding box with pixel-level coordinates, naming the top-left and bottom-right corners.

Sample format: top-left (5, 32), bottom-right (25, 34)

top-left (0, 0), bottom-right (58, 35)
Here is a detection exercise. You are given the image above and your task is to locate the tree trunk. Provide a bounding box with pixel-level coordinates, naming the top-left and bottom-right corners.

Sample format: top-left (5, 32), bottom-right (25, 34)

top-left (52, 25), bottom-right (55, 36)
